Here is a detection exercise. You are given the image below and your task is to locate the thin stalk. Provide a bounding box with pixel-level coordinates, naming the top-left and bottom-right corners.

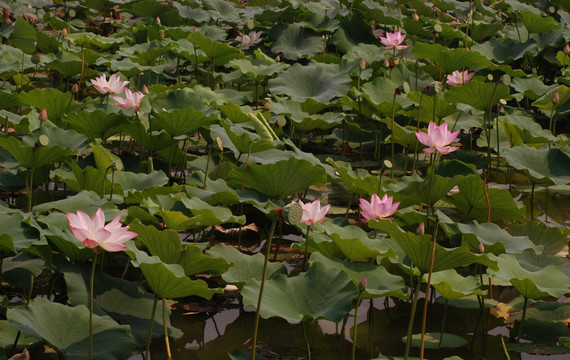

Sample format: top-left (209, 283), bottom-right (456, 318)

top-left (145, 295), bottom-right (159, 360)
top-left (419, 219), bottom-right (439, 360)
top-left (404, 273), bottom-right (424, 360)
top-left (438, 298), bottom-right (448, 347)
top-left (162, 297), bottom-right (173, 360)
top-left (516, 297), bottom-right (528, 343)
top-left (302, 225), bottom-right (311, 271)
top-left (390, 89), bottom-right (398, 179)
top-left (351, 293), bottom-right (363, 360)
top-left (89, 254), bottom-right (97, 360)
top-left (251, 215), bottom-right (278, 360)
top-left (412, 93), bottom-right (424, 173)
top-left (302, 321), bottom-right (312, 360)
top-left (530, 182), bottom-right (535, 220)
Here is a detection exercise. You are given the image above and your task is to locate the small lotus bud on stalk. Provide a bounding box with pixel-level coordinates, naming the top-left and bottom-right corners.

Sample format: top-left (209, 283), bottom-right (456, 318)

top-left (553, 92), bottom-right (559, 104)
top-left (416, 223), bottom-right (425, 235)
top-left (384, 58), bottom-right (390, 68)
top-left (358, 277), bottom-right (368, 292)
top-left (40, 108), bottom-right (48, 122)
top-left (142, 85), bottom-right (149, 95)
top-left (276, 55), bottom-right (280, 62)
top-left (359, 58), bottom-right (365, 70)
top-left (156, 16), bottom-right (161, 25)
top-left (61, 27), bottom-right (67, 36)
top-left (478, 242), bottom-right (485, 253)
top-left (564, 44), bottom-right (570, 54)
top-left (413, 13), bottom-right (419, 21)
top-left (72, 83), bottom-right (79, 93)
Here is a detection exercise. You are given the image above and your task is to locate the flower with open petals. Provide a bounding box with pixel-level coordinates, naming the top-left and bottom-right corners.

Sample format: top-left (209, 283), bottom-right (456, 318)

top-left (380, 30), bottom-right (408, 50)
top-left (91, 73), bottom-right (129, 94)
top-left (446, 70), bottom-right (474, 86)
top-left (236, 31), bottom-right (263, 49)
top-left (299, 199), bottom-right (331, 226)
top-left (112, 88), bottom-right (144, 111)
top-left (415, 121), bottom-right (460, 155)
top-left (359, 194), bottom-right (399, 221)
top-left (66, 208), bottom-right (137, 253)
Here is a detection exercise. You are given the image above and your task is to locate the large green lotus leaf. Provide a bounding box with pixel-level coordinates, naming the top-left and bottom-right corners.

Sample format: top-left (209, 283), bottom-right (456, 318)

top-left (359, 0), bottom-right (403, 25)
top-left (241, 262), bottom-right (358, 324)
top-left (66, 32), bottom-right (124, 50)
top-left (61, 265), bottom-right (182, 345)
top-left (406, 333), bottom-right (467, 349)
top-left (268, 62), bottom-right (351, 103)
top-left (532, 85), bottom-right (570, 111)
top-left (176, 195), bottom-right (246, 226)
top-left (508, 221), bottom-right (567, 256)
top-left (123, 121), bottom-right (172, 152)
top-left (203, 0), bottom-right (240, 23)
top-left (428, 270), bottom-right (485, 300)
top-left (2, 252), bottom-right (45, 287)
top-left (488, 254), bottom-right (570, 299)
top-left (63, 111), bottom-right (126, 141)
top-left (185, 173), bottom-right (240, 205)
top-left (272, 24), bottom-right (324, 60)
top-left (0, 91), bottom-right (22, 111)
top-left (227, 58), bottom-right (288, 81)
top-left (503, 145), bottom-right (570, 185)
top-left (413, 43), bottom-right (492, 73)
top-left (456, 221), bottom-right (541, 255)
top-left (510, 76), bottom-right (556, 100)
top-left (311, 220), bottom-right (396, 261)
top-left (229, 157), bottom-right (327, 199)
top-left (125, 242), bottom-right (221, 299)
top-left (128, 220), bottom-right (229, 276)
top-left (379, 117), bottom-right (418, 148)
top-left (471, 38), bottom-right (538, 64)
top-left (407, 91), bottom-right (458, 122)
top-left (32, 190), bottom-right (117, 215)
top-left (359, 77), bottom-right (411, 117)
top-left (36, 122), bottom-right (89, 152)
top-left (187, 31), bottom-right (239, 65)
top-left (127, 42), bottom-right (176, 67)
top-left (38, 213), bottom-right (95, 262)
top-left (218, 103), bottom-right (252, 123)
top-left (91, 144), bottom-right (123, 173)
top-left (151, 108), bottom-right (217, 138)
top-left (296, 232), bottom-right (346, 260)
top-left (500, 109), bottom-right (557, 146)
top-left (44, 51), bottom-right (82, 77)
top-left (514, 252), bottom-right (570, 278)
top-left (386, 173), bottom-right (463, 208)
top-left (51, 163), bottom-right (108, 195)
top-left (268, 99), bottom-right (343, 131)
top-left (518, 11), bottom-right (560, 34)
top-left (209, 121), bottom-right (277, 160)
top-left (102, 58), bottom-right (153, 78)
top-left (7, 297), bottom-right (136, 360)
top-left (310, 252), bottom-right (408, 300)
top-left (130, 0), bottom-right (169, 17)
top-left (0, 320), bottom-right (38, 348)
top-left (206, 243), bottom-right (287, 288)
top-left (326, 158), bottom-right (380, 195)
top-left (19, 88), bottom-right (78, 123)
top-left (446, 175), bottom-right (525, 223)
top-left (7, 18), bottom-right (37, 54)
top-left (112, 171), bottom-right (169, 193)
top-left (370, 221), bottom-right (496, 274)
top-left (0, 136), bottom-right (75, 169)
top-left (0, 213), bottom-right (39, 252)
top-left (445, 80), bottom-right (511, 111)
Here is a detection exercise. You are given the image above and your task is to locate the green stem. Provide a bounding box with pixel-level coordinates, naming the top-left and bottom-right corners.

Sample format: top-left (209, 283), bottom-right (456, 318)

top-left (390, 89), bottom-right (398, 179)
top-left (89, 254), bottom-right (97, 360)
top-left (351, 294), bottom-right (363, 360)
top-left (251, 215), bottom-right (278, 360)
top-left (439, 298), bottom-right (448, 348)
top-left (420, 219), bottom-right (439, 359)
top-left (302, 321), bottom-right (312, 360)
top-left (516, 297), bottom-right (528, 343)
top-left (405, 273), bottom-right (424, 360)
top-left (302, 226), bottom-right (311, 271)
top-left (145, 295), bottom-right (159, 360)
top-left (162, 297), bottom-right (173, 359)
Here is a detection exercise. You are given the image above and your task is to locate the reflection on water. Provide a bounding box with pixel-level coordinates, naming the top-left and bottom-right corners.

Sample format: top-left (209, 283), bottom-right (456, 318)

top-left (127, 296), bottom-right (568, 360)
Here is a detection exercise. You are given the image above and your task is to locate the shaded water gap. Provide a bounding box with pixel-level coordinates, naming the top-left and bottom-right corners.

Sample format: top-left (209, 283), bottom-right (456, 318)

top-left (127, 292), bottom-right (568, 360)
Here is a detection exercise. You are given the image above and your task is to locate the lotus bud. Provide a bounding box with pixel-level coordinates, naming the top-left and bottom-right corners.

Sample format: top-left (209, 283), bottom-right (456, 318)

top-left (565, 44), bottom-right (570, 54)
top-left (40, 108), bottom-right (48, 122)
top-left (553, 92), bottom-right (559, 104)
top-left (359, 58), bottom-right (365, 70)
top-left (358, 277), bottom-right (368, 292)
top-left (384, 58), bottom-right (390, 68)
top-left (413, 13), bottom-right (419, 21)
top-left (142, 85), bottom-right (149, 95)
top-left (416, 223), bottom-right (425, 235)
top-left (61, 27), bottom-right (67, 36)
top-left (478, 241), bottom-right (485, 253)
top-left (156, 16), bottom-right (161, 25)
top-left (72, 83), bottom-right (79, 93)
top-left (276, 55), bottom-right (280, 62)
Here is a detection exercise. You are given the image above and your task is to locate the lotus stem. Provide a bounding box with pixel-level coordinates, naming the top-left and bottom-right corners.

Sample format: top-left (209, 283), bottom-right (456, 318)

top-left (251, 214), bottom-right (278, 360)
top-left (530, 182), bottom-right (535, 220)
top-left (420, 218), bottom-right (439, 360)
top-left (351, 293), bottom-right (363, 360)
top-left (412, 92), bottom-right (424, 173)
top-left (302, 321), bottom-right (312, 360)
top-left (145, 295), bottom-right (159, 360)
top-left (302, 225), bottom-right (311, 271)
top-left (390, 89), bottom-right (397, 179)
top-left (162, 297), bottom-right (173, 359)
top-left (89, 254), bottom-right (97, 360)
top-left (404, 272), bottom-right (423, 360)
top-left (439, 298), bottom-right (448, 348)
top-left (516, 297), bottom-right (528, 343)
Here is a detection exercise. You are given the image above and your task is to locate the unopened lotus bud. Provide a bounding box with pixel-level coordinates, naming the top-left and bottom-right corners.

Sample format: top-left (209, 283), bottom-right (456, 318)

top-left (384, 58), bottom-right (390, 68)
top-left (413, 13), bottom-right (419, 21)
top-left (359, 58), bottom-right (365, 70)
top-left (40, 108), bottom-right (48, 122)
top-left (565, 44), bottom-right (570, 54)
top-left (276, 55), bottom-right (280, 62)
top-left (393, 57), bottom-right (400, 65)
top-left (553, 92), bottom-right (559, 104)
top-left (61, 27), bottom-right (67, 36)
top-left (72, 83), bottom-right (79, 93)
top-left (416, 223), bottom-right (425, 235)
top-left (478, 242), bottom-right (485, 253)
top-left (358, 277), bottom-right (368, 292)
top-left (142, 85), bottom-right (149, 95)
top-left (156, 16), bottom-right (161, 25)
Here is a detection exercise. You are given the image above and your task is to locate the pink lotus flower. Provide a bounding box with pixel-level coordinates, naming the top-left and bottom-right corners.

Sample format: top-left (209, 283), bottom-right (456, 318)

top-left (236, 31), bottom-right (263, 49)
top-left (415, 121), bottom-right (460, 155)
top-left (359, 194), bottom-right (399, 221)
top-left (446, 70), bottom-right (474, 86)
top-left (112, 88), bottom-right (144, 111)
top-left (299, 199), bottom-right (331, 226)
top-left (372, 26), bottom-right (385, 40)
top-left (66, 208), bottom-right (137, 253)
top-left (91, 73), bottom-right (129, 94)
top-left (380, 30), bottom-right (408, 50)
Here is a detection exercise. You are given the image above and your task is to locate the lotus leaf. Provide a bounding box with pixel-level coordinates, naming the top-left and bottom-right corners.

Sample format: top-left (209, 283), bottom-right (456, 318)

top-left (504, 145), bottom-right (570, 185)
top-left (456, 221), bottom-right (541, 255)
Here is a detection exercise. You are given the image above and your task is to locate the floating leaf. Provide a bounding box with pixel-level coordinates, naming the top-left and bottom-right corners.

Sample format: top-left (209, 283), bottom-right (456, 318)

top-left (151, 108), bottom-right (217, 138)
top-left (272, 24), bottom-right (324, 60)
top-left (456, 221), bottom-right (541, 255)
top-left (405, 333), bottom-right (467, 349)
top-left (429, 270), bottom-right (486, 300)
top-left (445, 80), bottom-right (511, 111)
top-left (413, 43), bottom-right (492, 73)
top-left (508, 221), bottom-right (567, 255)
top-left (504, 145), bottom-right (570, 185)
